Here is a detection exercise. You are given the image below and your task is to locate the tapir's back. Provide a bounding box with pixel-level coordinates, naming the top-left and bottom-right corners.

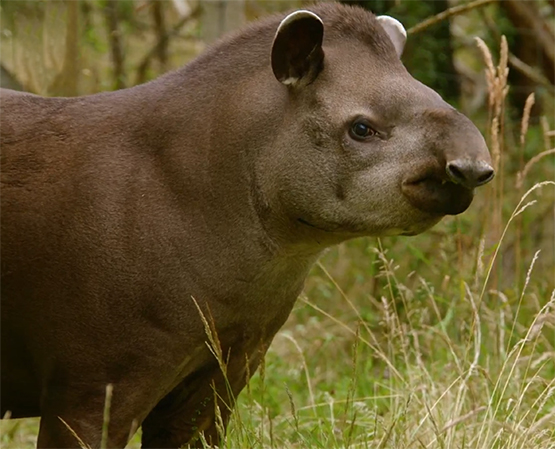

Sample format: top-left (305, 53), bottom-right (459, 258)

top-left (1, 89), bottom-right (81, 203)
top-left (1, 90), bottom-right (82, 276)
top-left (1, 89), bottom-right (68, 266)
top-left (1, 87), bottom-right (151, 245)
top-left (1, 89), bottom-right (77, 417)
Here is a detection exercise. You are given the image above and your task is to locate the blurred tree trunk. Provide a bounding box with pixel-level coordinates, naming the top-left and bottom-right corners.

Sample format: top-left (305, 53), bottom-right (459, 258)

top-left (151, 0), bottom-right (168, 72)
top-left (0, 63), bottom-right (24, 91)
top-left (49, 0), bottom-right (80, 96)
top-left (502, 0), bottom-right (555, 82)
top-left (201, 0), bottom-right (245, 43)
top-left (500, 0), bottom-right (555, 118)
top-left (104, 0), bottom-right (125, 90)
top-left (136, 4), bottom-right (201, 85)
top-left (344, 0), bottom-right (460, 104)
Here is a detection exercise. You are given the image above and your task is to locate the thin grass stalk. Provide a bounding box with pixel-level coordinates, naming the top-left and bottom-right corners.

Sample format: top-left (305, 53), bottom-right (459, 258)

top-left (512, 255), bottom-right (549, 417)
top-left (258, 347), bottom-right (267, 447)
top-left (284, 384), bottom-right (299, 435)
top-left (417, 278), bottom-right (462, 380)
top-left (342, 321), bottom-right (361, 447)
top-left (540, 116), bottom-right (552, 151)
top-left (475, 36), bottom-right (509, 293)
top-left (380, 293), bottom-right (397, 418)
top-left (476, 181), bottom-right (554, 327)
top-left (465, 181), bottom-right (555, 448)
top-left (191, 296), bottom-right (239, 447)
top-left (526, 374), bottom-right (555, 433)
top-left (488, 289), bottom-right (510, 360)
top-left (474, 236), bottom-right (486, 289)
top-left (312, 264), bottom-right (407, 385)
top-left (517, 148), bottom-right (555, 189)
top-left (408, 375), bottom-right (465, 445)
top-left (100, 383), bottom-right (113, 449)
top-left (376, 239), bottom-right (414, 394)
top-left (126, 419), bottom-right (138, 447)
top-left (445, 283), bottom-right (482, 448)
top-left (479, 254), bottom-right (551, 447)
top-left (278, 333), bottom-right (316, 413)
top-left (316, 260), bottom-right (378, 351)
top-left (515, 94), bottom-right (536, 290)
top-left (516, 373), bottom-right (555, 443)
top-left (299, 294), bottom-right (406, 385)
top-left (59, 417), bottom-right (90, 449)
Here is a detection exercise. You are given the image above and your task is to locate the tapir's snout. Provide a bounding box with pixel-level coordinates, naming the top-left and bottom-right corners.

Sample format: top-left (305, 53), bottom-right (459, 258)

top-left (446, 159), bottom-right (494, 190)
top-left (401, 108), bottom-right (494, 216)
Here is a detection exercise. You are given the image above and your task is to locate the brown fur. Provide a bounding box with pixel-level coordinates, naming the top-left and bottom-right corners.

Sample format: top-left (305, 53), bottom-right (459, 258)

top-left (0, 4), bottom-right (492, 448)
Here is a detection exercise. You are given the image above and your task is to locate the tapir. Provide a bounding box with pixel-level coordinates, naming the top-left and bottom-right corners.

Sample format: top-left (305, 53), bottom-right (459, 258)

top-left (0, 3), bottom-right (494, 448)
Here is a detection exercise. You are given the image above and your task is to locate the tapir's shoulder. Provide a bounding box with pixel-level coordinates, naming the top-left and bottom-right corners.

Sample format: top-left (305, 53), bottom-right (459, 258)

top-left (0, 88), bottom-right (67, 122)
top-left (0, 87), bottom-right (33, 97)
top-left (1, 90), bottom-right (59, 140)
top-left (0, 87), bottom-right (49, 106)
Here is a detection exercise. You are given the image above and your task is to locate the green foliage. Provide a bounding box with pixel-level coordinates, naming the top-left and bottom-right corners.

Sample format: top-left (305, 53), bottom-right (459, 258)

top-left (347, 0), bottom-right (461, 104)
top-left (0, 0), bottom-right (45, 17)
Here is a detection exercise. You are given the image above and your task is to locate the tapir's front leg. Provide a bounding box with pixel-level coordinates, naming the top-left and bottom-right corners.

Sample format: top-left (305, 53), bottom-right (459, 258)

top-left (141, 345), bottom-right (266, 449)
top-left (36, 378), bottom-right (159, 449)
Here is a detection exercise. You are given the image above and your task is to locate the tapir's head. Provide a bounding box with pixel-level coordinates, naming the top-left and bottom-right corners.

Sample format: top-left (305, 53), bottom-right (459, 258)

top-left (256, 5), bottom-right (493, 246)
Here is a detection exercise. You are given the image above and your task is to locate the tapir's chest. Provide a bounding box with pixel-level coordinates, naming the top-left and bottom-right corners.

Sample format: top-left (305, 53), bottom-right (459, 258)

top-left (159, 275), bottom-right (308, 407)
top-left (209, 256), bottom-right (314, 334)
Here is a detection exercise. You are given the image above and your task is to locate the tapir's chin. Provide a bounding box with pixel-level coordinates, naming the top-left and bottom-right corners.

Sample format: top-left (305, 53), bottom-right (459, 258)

top-left (401, 175), bottom-right (475, 216)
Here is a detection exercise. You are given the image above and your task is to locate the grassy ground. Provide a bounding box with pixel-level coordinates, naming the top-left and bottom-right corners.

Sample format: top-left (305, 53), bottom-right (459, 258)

top-left (1, 9), bottom-right (554, 449)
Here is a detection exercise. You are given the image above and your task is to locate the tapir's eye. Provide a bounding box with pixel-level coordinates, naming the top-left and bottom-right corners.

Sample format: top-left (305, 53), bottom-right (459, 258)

top-left (349, 120), bottom-right (378, 140)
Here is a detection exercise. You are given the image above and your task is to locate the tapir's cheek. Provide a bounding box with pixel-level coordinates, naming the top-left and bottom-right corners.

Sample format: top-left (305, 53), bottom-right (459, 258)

top-left (401, 180), bottom-right (474, 216)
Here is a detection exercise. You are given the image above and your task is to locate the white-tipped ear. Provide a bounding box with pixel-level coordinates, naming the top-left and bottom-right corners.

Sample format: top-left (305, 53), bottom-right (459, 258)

top-left (276, 10), bottom-right (323, 34)
top-left (271, 10), bottom-right (325, 87)
top-left (377, 15), bottom-right (406, 58)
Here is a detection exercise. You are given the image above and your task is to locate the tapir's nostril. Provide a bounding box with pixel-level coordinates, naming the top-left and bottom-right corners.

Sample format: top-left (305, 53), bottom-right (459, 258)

top-left (446, 159), bottom-right (495, 189)
top-left (476, 169), bottom-right (495, 185)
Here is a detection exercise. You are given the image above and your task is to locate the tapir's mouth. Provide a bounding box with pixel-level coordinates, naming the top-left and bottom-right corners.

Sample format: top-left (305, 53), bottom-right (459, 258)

top-left (402, 172), bottom-right (474, 216)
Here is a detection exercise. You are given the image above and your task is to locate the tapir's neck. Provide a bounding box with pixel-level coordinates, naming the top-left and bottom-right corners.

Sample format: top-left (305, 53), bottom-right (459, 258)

top-left (85, 59), bottom-right (322, 312)
top-left (122, 55), bottom-right (301, 243)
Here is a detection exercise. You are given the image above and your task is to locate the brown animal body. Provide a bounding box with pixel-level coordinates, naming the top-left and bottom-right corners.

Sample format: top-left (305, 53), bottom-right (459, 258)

top-left (0, 4), bottom-right (493, 448)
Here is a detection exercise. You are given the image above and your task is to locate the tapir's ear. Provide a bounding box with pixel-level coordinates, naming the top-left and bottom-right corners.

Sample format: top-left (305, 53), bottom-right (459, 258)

top-left (376, 15), bottom-right (406, 58)
top-left (271, 10), bottom-right (324, 87)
